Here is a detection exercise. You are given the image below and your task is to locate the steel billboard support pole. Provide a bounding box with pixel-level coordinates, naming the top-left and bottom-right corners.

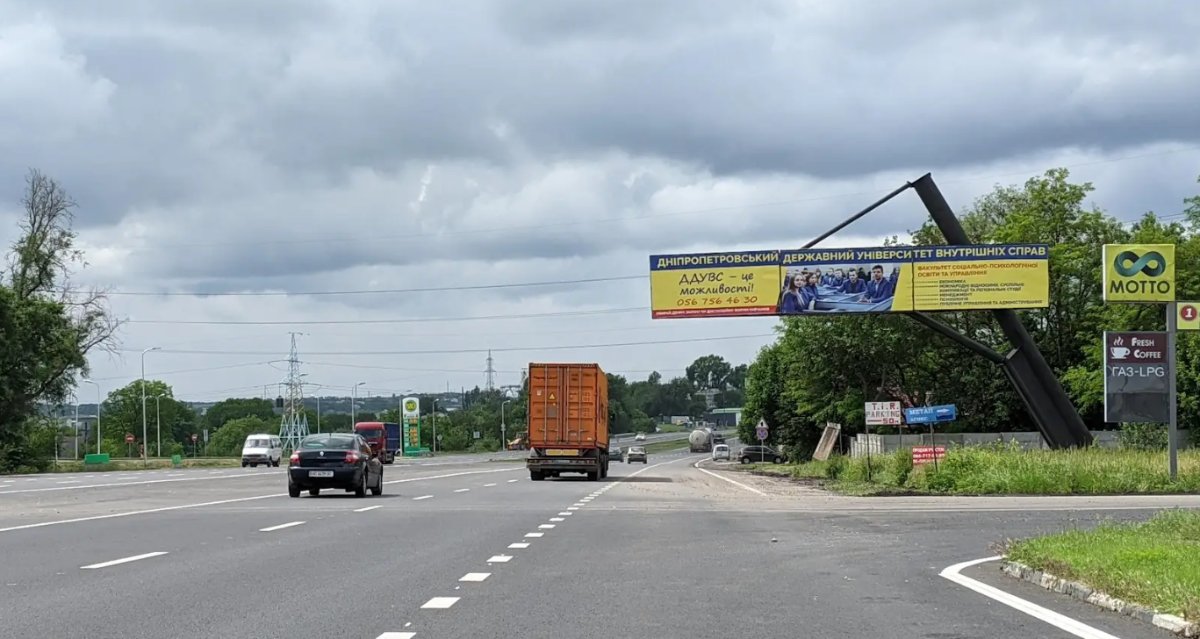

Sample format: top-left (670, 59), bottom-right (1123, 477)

top-left (1167, 302), bottom-right (1179, 480)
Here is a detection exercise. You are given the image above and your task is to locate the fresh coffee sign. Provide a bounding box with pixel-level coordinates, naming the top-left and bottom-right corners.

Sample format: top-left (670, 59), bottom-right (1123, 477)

top-left (1103, 331), bottom-right (1169, 423)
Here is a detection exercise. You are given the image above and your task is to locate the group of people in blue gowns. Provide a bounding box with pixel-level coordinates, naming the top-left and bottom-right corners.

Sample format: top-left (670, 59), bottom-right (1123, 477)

top-left (777, 264), bottom-right (899, 314)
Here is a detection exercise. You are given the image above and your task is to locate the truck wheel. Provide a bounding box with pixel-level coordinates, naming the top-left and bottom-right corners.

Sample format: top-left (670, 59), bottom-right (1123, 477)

top-left (530, 470), bottom-right (545, 481)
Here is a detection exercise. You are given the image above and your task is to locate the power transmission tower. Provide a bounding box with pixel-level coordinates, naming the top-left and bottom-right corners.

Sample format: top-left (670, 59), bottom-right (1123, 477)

top-left (485, 350), bottom-right (496, 392)
top-left (278, 332), bottom-right (310, 453)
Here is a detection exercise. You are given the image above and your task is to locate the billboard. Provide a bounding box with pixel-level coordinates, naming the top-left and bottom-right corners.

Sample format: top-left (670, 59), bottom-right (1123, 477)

top-left (865, 401), bottom-right (902, 426)
top-left (649, 244), bottom-right (1049, 318)
top-left (1103, 332), bottom-right (1169, 423)
top-left (401, 396), bottom-right (421, 452)
top-left (649, 250), bottom-right (781, 319)
top-left (1103, 244), bottom-right (1174, 302)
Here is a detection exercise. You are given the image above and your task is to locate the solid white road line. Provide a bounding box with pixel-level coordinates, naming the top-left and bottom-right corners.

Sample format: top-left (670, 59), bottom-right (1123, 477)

top-left (354, 505), bottom-right (382, 513)
top-left (259, 521), bottom-right (305, 532)
top-left (460, 572), bottom-right (491, 582)
top-left (454, 488), bottom-right (470, 493)
top-left (524, 532), bottom-right (544, 538)
top-left (940, 557), bottom-right (1122, 639)
top-left (692, 460), bottom-right (768, 496)
top-left (81, 551), bottom-right (168, 570)
top-left (0, 468), bottom-right (518, 534)
top-left (413, 495), bottom-right (433, 501)
top-left (421, 597), bottom-right (460, 609)
top-left (375, 633), bottom-right (415, 639)
top-left (487, 555), bottom-right (512, 563)
top-left (0, 471), bottom-right (272, 495)
top-left (508, 542), bottom-right (530, 549)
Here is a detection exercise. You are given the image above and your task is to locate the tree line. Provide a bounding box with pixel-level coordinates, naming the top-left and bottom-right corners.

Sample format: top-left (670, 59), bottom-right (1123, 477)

top-left (740, 168), bottom-right (1200, 456)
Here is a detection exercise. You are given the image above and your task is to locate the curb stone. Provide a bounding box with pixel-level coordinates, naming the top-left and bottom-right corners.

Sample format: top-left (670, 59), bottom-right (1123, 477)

top-left (1002, 561), bottom-right (1198, 637)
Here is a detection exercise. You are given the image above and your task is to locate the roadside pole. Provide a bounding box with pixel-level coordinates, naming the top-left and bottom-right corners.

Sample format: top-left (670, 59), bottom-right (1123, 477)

top-left (1167, 302), bottom-right (1179, 480)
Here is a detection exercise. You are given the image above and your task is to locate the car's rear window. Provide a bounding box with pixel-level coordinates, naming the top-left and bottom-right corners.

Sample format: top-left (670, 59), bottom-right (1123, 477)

top-left (301, 436), bottom-right (358, 450)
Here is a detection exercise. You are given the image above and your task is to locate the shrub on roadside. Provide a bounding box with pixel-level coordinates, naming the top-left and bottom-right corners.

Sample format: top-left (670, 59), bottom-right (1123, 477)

top-left (1118, 422), bottom-right (1168, 451)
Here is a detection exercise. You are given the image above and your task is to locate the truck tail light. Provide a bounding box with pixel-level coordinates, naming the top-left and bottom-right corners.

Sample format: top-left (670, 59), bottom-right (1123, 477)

top-left (289, 452), bottom-right (300, 464)
top-left (345, 452), bottom-right (360, 464)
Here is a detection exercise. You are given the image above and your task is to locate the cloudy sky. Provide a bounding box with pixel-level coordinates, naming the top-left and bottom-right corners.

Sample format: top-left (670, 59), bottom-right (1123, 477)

top-left (2, 0), bottom-right (1198, 403)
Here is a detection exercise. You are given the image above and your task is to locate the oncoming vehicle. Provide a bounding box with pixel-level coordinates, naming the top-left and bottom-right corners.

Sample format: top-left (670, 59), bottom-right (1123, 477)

top-left (288, 433), bottom-right (384, 498)
top-left (626, 446), bottom-right (647, 463)
top-left (711, 443), bottom-right (730, 461)
top-left (241, 434), bottom-right (282, 467)
top-left (609, 445), bottom-right (624, 463)
top-left (634, 432), bottom-right (646, 441)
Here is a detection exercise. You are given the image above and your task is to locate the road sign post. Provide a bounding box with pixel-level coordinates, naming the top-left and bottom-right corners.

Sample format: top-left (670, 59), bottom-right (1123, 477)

top-left (755, 419), bottom-right (768, 450)
top-left (1167, 304), bottom-right (1179, 480)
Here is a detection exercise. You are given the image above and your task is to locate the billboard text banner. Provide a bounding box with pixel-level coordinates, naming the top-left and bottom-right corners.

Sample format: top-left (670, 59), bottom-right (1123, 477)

top-left (1103, 331), bottom-right (1169, 423)
top-left (649, 251), bottom-right (781, 319)
top-left (1103, 244), bottom-right (1175, 303)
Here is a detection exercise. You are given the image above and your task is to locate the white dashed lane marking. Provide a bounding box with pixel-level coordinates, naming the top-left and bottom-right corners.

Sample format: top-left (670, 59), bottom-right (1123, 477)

top-left (354, 505), bottom-right (382, 513)
top-left (558, 512), bottom-right (572, 516)
top-left (487, 555), bottom-right (512, 563)
top-left (549, 517), bottom-right (564, 522)
top-left (454, 488), bottom-right (470, 493)
top-left (460, 572), bottom-right (491, 582)
top-left (421, 597), bottom-right (460, 609)
top-left (80, 551), bottom-right (168, 570)
top-left (539, 524), bottom-right (555, 529)
top-left (507, 479), bottom-right (518, 483)
top-left (259, 521), bottom-right (305, 532)
top-left (508, 542), bottom-right (530, 549)
top-left (375, 633), bottom-right (415, 639)
top-left (524, 532), bottom-right (544, 538)
top-left (413, 495), bottom-right (433, 501)
top-left (483, 483), bottom-right (497, 487)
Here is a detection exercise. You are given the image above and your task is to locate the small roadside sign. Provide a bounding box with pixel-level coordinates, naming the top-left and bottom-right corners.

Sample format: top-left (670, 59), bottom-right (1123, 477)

top-left (754, 419), bottom-right (768, 441)
top-left (865, 402), bottom-right (901, 426)
top-left (1178, 303), bottom-right (1200, 331)
top-left (124, 433), bottom-right (135, 443)
top-left (912, 446), bottom-right (946, 466)
top-left (190, 434), bottom-right (198, 442)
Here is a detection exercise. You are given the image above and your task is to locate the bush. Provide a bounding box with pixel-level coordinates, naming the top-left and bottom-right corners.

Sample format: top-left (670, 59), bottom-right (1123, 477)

top-left (1119, 422), bottom-right (1168, 451)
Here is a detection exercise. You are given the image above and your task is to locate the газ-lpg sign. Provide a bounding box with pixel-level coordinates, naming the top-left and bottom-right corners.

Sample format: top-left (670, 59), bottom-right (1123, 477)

top-left (1103, 244), bottom-right (1175, 302)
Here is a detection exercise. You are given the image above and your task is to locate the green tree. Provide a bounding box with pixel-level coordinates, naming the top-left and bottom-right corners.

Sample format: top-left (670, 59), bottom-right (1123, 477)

top-left (203, 398), bottom-right (276, 431)
top-left (686, 355), bottom-right (732, 390)
top-left (207, 416), bottom-right (274, 457)
top-left (0, 170), bottom-right (117, 471)
top-left (98, 380), bottom-right (197, 456)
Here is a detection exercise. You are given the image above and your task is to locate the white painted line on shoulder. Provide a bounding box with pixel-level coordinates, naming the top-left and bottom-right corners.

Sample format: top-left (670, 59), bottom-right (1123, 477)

top-left (460, 572), bottom-right (491, 582)
top-left (354, 505), bottom-right (382, 513)
top-left (487, 555), bottom-right (512, 563)
top-left (0, 470), bottom-right (269, 495)
top-left (692, 460), bottom-right (768, 496)
top-left (259, 521), bottom-right (305, 532)
top-left (483, 483), bottom-right (497, 487)
top-left (454, 488), bottom-right (470, 493)
top-left (940, 557), bottom-right (1122, 639)
top-left (81, 551), bottom-right (168, 570)
top-left (539, 524), bottom-right (555, 529)
top-left (375, 633), bottom-right (415, 639)
top-left (421, 597), bottom-right (460, 609)
top-left (549, 517), bottom-right (564, 522)
top-left (413, 495), bottom-right (433, 501)
top-left (524, 532), bottom-right (544, 538)
top-left (508, 542), bottom-right (530, 549)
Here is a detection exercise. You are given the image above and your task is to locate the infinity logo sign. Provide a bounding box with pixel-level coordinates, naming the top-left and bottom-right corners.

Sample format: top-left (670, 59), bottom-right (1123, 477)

top-left (1113, 250), bottom-right (1167, 277)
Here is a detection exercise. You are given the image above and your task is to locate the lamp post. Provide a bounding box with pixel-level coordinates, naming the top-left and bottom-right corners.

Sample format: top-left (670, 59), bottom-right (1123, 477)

top-left (154, 394), bottom-right (163, 457)
top-left (73, 393), bottom-right (80, 460)
top-left (140, 346), bottom-right (161, 464)
top-left (432, 398), bottom-right (439, 454)
top-left (351, 382), bottom-right (366, 429)
top-left (311, 384), bottom-right (322, 434)
top-left (82, 379), bottom-right (100, 455)
top-left (501, 399), bottom-right (511, 451)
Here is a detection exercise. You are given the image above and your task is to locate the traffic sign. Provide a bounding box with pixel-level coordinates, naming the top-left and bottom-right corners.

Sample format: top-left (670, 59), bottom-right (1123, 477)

top-left (1178, 302), bottom-right (1200, 331)
top-left (124, 433), bottom-right (135, 443)
top-left (903, 404), bottom-right (957, 425)
top-left (754, 418), bottom-right (768, 441)
top-left (190, 434), bottom-right (198, 442)
top-left (865, 401), bottom-right (902, 426)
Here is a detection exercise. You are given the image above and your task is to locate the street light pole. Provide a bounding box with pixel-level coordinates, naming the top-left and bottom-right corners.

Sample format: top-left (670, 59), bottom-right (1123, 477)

top-left (432, 398), bottom-right (439, 454)
top-left (82, 379), bottom-right (100, 455)
top-left (502, 399), bottom-right (511, 450)
top-left (73, 394), bottom-right (79, 460)
top-left (140, 346), bottom-right (161, 465)
top-left (351, 382), bottom-right (366, 429)
top-left (154, 394), bottom-right (163, 457)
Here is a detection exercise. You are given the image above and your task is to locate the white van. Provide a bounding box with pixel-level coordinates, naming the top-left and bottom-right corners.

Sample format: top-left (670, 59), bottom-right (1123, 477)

top-left (241, 434), bottom-right (283, 468)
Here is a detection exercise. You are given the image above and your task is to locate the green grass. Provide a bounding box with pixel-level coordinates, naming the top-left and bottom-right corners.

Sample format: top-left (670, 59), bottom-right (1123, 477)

top-left (36, 457), bottom-right (245, 473)
top-left (734, 445), bottom-right (1200, 496)
top-left (1007, 510), bottom-right (1200, 619)
top-left (640, 439), bottom-right (689, 455)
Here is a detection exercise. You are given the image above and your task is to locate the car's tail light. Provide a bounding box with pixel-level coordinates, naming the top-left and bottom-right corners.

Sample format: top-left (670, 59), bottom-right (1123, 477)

top-left (289, 452), bottom-right (300, 464)
top-left (345, 452), bottom-right (360, 464)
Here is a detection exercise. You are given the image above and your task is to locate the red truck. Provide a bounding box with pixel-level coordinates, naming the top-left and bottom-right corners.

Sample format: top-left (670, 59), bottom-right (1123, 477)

top-left (525, 363), bottom-right (610, 481)
top-left (354, 421), bottom-right (400, 464)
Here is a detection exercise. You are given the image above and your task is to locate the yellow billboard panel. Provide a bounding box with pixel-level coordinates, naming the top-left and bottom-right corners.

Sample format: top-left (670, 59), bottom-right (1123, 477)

top-left (1103, 244), bottom-right (1175, 302)
top-left (910, 245), bottom-right (1050, 311)
top-left (649, 250), bottom-right (781, 318)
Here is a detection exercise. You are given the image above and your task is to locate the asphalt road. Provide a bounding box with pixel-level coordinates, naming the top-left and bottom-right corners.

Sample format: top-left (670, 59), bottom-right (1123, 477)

top-left (2, 448), bottom-right (1197, 639)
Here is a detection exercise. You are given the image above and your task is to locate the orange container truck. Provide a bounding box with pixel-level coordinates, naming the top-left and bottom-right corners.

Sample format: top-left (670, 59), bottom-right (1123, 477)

top-left (525, 363), bottom-right (610, 481)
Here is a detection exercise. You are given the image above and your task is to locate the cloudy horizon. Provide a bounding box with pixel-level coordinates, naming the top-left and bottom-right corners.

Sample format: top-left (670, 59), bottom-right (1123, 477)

top-left (2, 0), bottom-right (1197, 401)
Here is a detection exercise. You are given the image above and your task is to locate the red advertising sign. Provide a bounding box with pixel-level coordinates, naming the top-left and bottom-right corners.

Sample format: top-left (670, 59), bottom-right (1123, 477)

top-left (912, 446), bottom-right (946, 466)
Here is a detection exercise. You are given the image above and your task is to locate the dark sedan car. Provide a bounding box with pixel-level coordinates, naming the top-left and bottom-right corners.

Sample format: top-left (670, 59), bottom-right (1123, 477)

top-left (288, 433), bottom-right (384, 498)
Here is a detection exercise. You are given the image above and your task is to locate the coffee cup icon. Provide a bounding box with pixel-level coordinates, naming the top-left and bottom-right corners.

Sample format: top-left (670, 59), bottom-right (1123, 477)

top-left (1110, 346), bottom-right (1131, 359)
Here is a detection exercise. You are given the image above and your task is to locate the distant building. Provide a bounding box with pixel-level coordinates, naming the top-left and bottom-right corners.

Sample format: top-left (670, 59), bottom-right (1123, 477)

top-left (705, 407), bottom-right (743, 428)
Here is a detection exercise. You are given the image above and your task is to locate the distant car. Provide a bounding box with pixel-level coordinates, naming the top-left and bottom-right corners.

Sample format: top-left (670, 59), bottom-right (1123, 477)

top-left (626, 446), bottom-right (647, 463)
top-left (711, 444), bottom-right (731, 461)
top-left (738, 445), bottom-right (783, 464)
top-left (634, 433), bottom-right (646, 441)
top-left (288, 433), bottom-right (384, 498)
top-left (609, 445), bottom-right (624, 463)
top-left (241, 434), bottom-right (282, 468)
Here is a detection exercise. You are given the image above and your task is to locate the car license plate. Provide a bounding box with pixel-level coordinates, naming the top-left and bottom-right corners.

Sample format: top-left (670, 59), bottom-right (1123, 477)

top-left (308, 470), bottom-right (333, 478)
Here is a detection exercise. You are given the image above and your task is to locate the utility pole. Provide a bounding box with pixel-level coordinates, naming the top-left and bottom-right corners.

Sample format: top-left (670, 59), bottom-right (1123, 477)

top-left (140, 346), bottom-right (161, 465)
top-left (82, 379), bottom-right (100, 455)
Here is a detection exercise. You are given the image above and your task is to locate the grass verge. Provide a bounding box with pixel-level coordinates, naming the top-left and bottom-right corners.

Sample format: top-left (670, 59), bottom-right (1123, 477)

top-left (34, 457), bottom-right (245, 473)
top-left (640, 439), bottom-right (690, 455)
top-left (1006, 510), bottom-right (1200, 619)
top-left (732, 445), bottom-right (1200, 496)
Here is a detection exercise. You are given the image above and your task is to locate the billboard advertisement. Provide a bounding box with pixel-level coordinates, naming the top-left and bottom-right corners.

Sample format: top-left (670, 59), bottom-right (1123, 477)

top-left (649, 250), bottom-right (781, 319)
top-left (649, 244), bottom-right (1049, 318)
top-left (401, 396), bottom-right (421, 452)
top-left (1103, 244), bottom-right (1175, 303)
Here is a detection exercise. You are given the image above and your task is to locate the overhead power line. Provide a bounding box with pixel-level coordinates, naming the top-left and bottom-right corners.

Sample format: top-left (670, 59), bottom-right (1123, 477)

top-left (103, 274), bottom-right (646, 297)
top-left (124, 306), bottom-right (648, 325)
top-left (116, 333), bottom-right (775, 356)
